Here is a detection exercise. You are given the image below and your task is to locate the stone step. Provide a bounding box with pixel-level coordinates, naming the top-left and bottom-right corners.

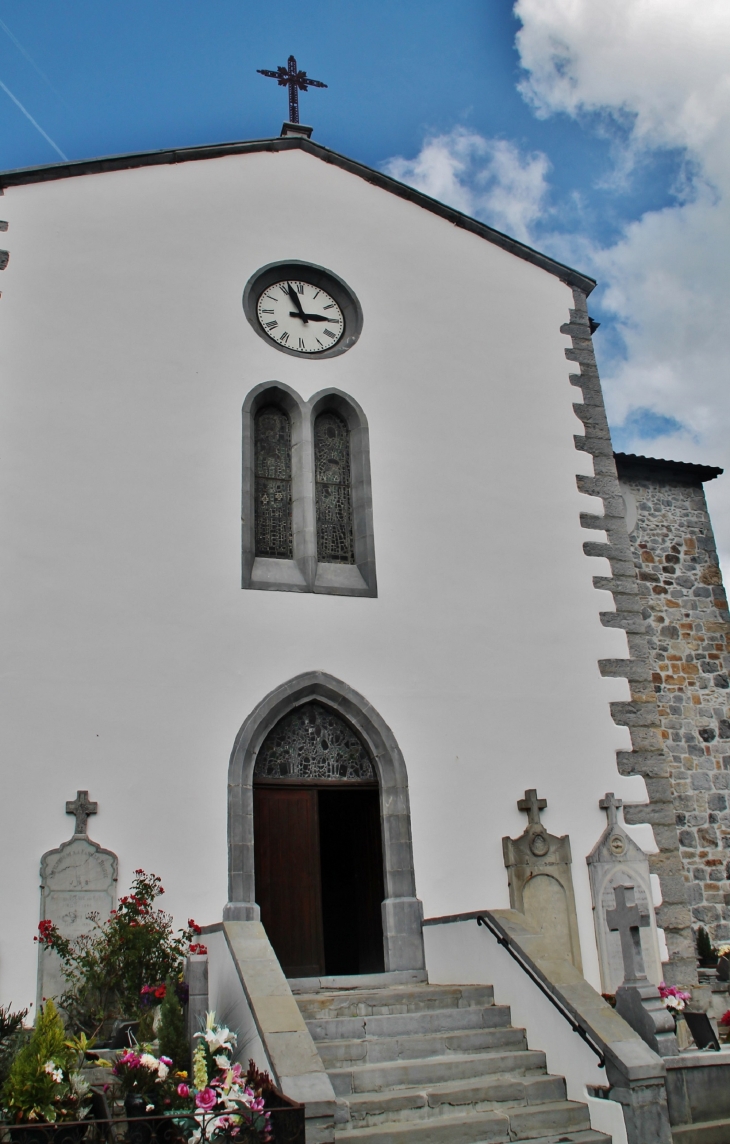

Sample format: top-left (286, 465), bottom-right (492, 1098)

top-left (306, 1003), bottom-right (512, 1043)
top-left (329, 1049), bottom-right (548, 1096)
top-left (319, 1025), bottom-right (526, 1068)
top-left (672, 1119), bottom-right (730, 1144)
top-left (290, 971), bottom-right (429, 994)
top-left (332, 1100), bottom-right (596, 1143)
top-left (296, 984), bottom-right (495, 1020)
top-left (339, 1071), bottom-right (567, 1128)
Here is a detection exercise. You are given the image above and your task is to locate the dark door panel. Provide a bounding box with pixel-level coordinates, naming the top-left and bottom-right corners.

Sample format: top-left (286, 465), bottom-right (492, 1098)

top-left (253, 786), bottom-right (325, 977)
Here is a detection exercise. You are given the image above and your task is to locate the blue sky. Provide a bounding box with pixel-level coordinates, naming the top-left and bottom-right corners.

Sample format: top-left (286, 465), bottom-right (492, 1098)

top-left (1, 0), bottom-right (729, 557)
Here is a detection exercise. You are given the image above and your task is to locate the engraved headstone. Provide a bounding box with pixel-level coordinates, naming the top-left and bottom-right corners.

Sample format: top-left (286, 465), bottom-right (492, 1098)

top-left (37, 791), bottom-right (118, 1011)
top-left (587, 792), bottom-right (663, 993)
top-left (587, 793), bottom-right (676, 1055)
top-left (502, 789), bottom-right (582, 970)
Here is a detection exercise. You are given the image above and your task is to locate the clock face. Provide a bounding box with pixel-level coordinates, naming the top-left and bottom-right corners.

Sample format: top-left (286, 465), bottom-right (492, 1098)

top-left (256, 280), bottom-right (345, 355)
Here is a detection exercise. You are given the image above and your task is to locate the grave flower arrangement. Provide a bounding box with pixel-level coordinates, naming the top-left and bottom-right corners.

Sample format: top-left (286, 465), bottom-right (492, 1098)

top-left (171, 1013), bottom-right (271, 1143)
top-left (659, 983), bottom-right (692, 1013)
top-left (2, 1001), bottom-right (91, 1124)
top-left (35, 871), bottom-right (203, 1039)
top-left (112, 1048), bottom-right (175, 1112)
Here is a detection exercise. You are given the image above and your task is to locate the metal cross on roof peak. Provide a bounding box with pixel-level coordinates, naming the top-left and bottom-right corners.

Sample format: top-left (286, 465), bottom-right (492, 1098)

top-left (600, 791), bottom-right (623, 828)
top-left (517, 788), bottom-right (547, 827)
top-left (66, 789), bottom-right (98, 836)
top-left (257, 55), bottom-right (327, 125)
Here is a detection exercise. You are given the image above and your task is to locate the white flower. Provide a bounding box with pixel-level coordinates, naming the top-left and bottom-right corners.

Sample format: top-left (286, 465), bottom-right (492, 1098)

top-left (663, 995), bottom-right (685, 1012)
top-left (43, 1061), bottom-right (63, 1084)
top-left (214, 1054), bottom-right (230, 1070)
top-left (69, 1072), bottom-right (90, 1098)
top-left (157, 1063), bottom-right (169, 1081)
top-left (204, 1027), bottom-right (236, 1055)
top-left (145, 1104), bottom-right (155, 1113)
top-left (139, 1053), bottom-right (159, 1070)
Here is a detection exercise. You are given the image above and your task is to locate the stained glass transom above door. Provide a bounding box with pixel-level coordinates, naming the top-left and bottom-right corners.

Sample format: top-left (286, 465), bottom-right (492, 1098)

top-left (254, 702), bottom-right (375, 781)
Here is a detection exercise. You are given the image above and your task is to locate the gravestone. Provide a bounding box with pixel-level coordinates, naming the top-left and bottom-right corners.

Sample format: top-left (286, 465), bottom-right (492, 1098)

top-left (587, 792), bottom-right (663, 993)
top-left (502, 789), bottom-right (582, 971)
top-left (37, 791), bottom-right (118, 1011)
top-left (608, 883), bottom-right (678, 1056)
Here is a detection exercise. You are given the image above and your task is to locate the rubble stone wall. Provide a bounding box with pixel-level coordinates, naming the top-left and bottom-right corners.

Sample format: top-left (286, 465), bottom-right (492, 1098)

top-left (618, 461), bottom-right (730, 949)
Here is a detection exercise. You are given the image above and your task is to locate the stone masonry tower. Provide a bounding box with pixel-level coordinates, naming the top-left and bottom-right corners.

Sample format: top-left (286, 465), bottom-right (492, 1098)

top-left (616, 452), bottom-right (730, 951)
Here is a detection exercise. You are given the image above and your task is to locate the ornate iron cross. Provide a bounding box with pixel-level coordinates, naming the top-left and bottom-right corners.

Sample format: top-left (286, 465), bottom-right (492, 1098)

top-left (606, 884), bottom-right (649, 984)
top-left (257, 55), bottom-right (327, 125)
top-left (66, 789), bottom-right (98, 836)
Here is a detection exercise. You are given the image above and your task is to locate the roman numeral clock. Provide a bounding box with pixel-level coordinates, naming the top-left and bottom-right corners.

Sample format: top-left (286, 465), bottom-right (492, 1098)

top-left (243, 261), bottom-right (364, 359)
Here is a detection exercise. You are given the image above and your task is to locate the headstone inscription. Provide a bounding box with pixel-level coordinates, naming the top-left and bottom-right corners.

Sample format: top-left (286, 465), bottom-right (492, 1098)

top-left (502, 789), bottom-right (582, 971)
top-left (37, 791), bottom-right (118, 1011)
top-left (587, 792), bottom-right (663, 993)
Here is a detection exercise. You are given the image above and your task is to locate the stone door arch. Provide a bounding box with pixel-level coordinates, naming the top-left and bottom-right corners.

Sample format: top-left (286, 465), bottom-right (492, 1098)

top-left (225, 671), bottom-right (425, 973)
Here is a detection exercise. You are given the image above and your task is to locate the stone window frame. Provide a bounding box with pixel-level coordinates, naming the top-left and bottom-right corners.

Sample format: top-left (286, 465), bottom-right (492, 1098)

top-left (224, 670), bottom-right (425, 973)
top-left (242, 382), bottom-right (377, 597)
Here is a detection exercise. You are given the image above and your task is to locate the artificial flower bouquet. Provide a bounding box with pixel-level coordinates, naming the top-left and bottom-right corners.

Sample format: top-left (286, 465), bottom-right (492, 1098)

top-left (112, 1048), bottom-right (177, 1113)
top-left (172, 1014), bottom-right (272, 1143)
top-left (659, 982), bottom-right (692, 1015)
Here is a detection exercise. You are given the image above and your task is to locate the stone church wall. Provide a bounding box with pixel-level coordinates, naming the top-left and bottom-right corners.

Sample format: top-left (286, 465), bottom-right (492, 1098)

top-left (618, 456), bottom-right (730, 949)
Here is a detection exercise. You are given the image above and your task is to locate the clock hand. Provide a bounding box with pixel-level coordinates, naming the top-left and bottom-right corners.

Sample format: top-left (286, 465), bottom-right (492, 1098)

top-left (287, 283), bottom-right (308, 323)
top-left (289, 312), bottom-right (339, 322)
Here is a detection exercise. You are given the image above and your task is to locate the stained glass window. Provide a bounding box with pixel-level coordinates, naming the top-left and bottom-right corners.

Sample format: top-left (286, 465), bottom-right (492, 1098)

top-left (254, 702), bottom-right (375, 781)
top-left (255, 406), bottom-right (293, 558)
top-left (315, 412), bottom-right (355, 564)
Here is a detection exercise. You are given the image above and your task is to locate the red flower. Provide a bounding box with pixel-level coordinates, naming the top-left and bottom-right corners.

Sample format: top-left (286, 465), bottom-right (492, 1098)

top-left (188, 919), bottom-right (202, 935)
top-left (720, 1010), bottom-right (730, 1027)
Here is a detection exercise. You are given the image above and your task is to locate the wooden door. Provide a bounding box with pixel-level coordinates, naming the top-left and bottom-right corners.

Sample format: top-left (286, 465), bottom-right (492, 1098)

top-left (253, 786), bottom-right (325, 977)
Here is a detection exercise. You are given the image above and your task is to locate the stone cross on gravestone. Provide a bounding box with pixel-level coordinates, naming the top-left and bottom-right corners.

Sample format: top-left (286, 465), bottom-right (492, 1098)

top-left (65, 790), bottom-right (98, 836)
top-left (599, 791), bottom-right (623, 828)
top-left (606, 883), bottom-right (649, 984)
top-left (517, 789), bottom-right (547, 826)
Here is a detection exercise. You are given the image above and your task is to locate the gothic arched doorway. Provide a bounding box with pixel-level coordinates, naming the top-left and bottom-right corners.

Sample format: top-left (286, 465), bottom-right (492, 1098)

top-left (225, 672), bottom-right (425, 977)
top-left (253, 702), bottom-right (385, 977)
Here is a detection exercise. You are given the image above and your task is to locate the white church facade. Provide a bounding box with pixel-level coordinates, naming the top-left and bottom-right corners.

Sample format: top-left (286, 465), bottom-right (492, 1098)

top-left (2, 123), bottom-right (728, 1143)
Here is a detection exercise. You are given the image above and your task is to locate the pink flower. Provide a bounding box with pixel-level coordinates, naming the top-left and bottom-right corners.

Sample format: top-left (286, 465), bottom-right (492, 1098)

top-left (160, 1057), bottom-right (173, 1067)
top-left (177, 1083), bottom-right (190, 1097)
top-left (195, 1088), bottom-right (217, 1111)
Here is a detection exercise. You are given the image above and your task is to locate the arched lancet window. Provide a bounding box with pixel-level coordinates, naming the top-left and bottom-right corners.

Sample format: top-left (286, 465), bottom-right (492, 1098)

top-left (254, 406), bottom-right (292, 558)
top-left (314, 411), bottom-right (355, 564)
top-left (254, 702), bottom-right (375, 781)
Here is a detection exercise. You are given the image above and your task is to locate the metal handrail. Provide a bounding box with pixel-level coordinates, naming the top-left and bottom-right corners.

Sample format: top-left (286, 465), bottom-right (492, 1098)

top-left (476, 914), bottom-right (606, 1068)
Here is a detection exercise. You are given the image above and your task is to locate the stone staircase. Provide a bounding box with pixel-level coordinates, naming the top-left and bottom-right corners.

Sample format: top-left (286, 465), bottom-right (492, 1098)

top-left (292, 978), bottom-right (611, 1144)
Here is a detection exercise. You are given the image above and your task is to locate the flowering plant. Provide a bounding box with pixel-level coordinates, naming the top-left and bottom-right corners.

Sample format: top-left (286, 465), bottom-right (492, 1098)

top-left (717, 946), bottom-right (730, 959)
top-left (172, 1013), bottom-right (271, 1142)
top-left (35, 871), bottom-right (203, 1036)
top-left (720, 1010), bottom-right (730, 1027)
top-left (659, 983), bottom-right (692, 1012)
top-left (2, 1001), bottom-right (92, 1124)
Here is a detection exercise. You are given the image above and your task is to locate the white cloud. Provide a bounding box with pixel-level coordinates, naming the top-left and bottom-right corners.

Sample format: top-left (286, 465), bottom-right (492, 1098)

top-left (514, 0), bottom-right (730, 565)
top-left (383, 128), bottom-right (550, 244)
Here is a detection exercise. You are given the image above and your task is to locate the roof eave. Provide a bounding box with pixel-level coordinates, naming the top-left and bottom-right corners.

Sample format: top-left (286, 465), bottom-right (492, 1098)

top-left (614, 451), bottom-right (724, 483)
top-left (0, 134), bottom-right (597, 296)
